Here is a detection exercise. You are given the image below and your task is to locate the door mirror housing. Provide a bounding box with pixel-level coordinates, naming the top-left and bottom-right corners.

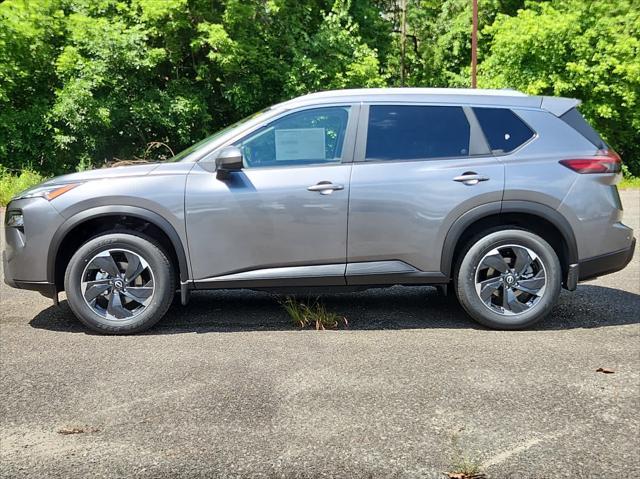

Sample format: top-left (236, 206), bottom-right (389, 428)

top-left (199, 146), bottom-right (243, 175)
top-left (211, 146), bottom-right (243, 179)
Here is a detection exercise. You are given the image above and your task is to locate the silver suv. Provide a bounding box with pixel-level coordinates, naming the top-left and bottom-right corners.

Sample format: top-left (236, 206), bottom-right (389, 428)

top-left (3, 88), bottom-right (636, 334)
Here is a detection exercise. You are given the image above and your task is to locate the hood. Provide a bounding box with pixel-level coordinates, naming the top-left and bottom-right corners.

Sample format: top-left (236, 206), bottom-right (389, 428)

top-left (42, 163), bottom-right (159, 186)
top-left (42, 163), bottom-right (161, 185)
top-left (12, 163), bottom-right (182, 202)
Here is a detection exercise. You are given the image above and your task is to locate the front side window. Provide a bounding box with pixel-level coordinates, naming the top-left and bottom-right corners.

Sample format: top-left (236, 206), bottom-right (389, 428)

top-left (473, 107), bottom-right (535, 154)
top-left (365, 105), bottom-right (471, 161)
top-left (238, 107), bottom-right (350, 168)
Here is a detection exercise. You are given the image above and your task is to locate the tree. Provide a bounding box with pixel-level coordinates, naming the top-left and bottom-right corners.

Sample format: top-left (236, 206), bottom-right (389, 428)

top-left (0, 0), bottom-right (388, 174)
top-left (284, 0), bottom-right (386, 95)
top-left (479, 0), bottom-right (640, 175)
top-left (0, 0), bottom-right (638, 177)
top-left (0, 0), bottom-right (67, 172)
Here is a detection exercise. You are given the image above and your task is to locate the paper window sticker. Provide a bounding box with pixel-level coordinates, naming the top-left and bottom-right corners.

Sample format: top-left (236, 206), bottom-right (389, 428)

top-left (275, 128), bottom-right (326, 161)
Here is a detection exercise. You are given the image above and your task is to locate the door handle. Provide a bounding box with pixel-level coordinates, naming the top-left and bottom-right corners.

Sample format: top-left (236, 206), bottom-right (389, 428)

top-left (453, 172), bottom-right (490, 186)
top-left (307, 181), bottom-right (344, 195)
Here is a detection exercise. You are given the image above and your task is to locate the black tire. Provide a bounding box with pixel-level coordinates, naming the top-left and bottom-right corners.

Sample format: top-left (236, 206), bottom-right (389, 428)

top-left (64, 232), bottom-right (175, 334)
top-left (454, 228), bottom-right (561, 330)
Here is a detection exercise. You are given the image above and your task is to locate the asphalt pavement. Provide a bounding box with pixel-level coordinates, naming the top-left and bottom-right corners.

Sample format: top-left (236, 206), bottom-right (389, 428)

top-left (1, 190), bottom-right (638, 478)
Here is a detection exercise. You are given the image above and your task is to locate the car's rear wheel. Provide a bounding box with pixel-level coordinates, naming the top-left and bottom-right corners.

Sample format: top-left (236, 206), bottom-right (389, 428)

top-left (455, 229), bottom-right (561, 329)
top-left (64, 233), bottom-right (175, 334)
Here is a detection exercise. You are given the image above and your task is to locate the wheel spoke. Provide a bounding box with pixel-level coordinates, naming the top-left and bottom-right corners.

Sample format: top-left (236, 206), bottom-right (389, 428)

top-left (83, 279), bottom-right (112, 286)
top-left (84, 283), bottom-right (111, 303)
top-left (504, 287), bottom-right (529, 314)
top-left (122, 287), bottom-right (153, 304)
top-left (481, 253), bottom-right (509, 273)
top-left (89, 252), bottom-right (121, 277)
top-left (514, 284), bottom-right (538, 296)
top-left (517, 270), bottom-right (546, 293)
top-left (107, 291), bottom-right (132, 319)
top-left (513, 247), bottom-right (533, 275)
top-left (124, 252), bottom-right (144, 283)
top-left (479, 277), bottom-right (502, 302)
top-left (502, 284), bottom-right (510, 310)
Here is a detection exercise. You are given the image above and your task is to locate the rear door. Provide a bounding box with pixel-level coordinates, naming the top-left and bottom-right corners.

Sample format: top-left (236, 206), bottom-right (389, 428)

top-left (346, 103), bottom-right (505, 284)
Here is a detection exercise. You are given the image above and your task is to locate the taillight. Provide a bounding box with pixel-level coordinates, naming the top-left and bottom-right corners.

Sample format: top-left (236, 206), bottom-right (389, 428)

top-left (559, 149), bottom-right (621, 174)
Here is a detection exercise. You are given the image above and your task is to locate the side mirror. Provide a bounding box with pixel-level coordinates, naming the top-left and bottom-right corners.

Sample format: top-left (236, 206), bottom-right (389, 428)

top-left (215, 146), bottom-right (243, 180)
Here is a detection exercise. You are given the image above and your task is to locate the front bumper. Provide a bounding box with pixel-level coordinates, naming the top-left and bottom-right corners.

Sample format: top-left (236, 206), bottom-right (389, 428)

top-left (578, 237), bottom-right (636, 281)
top-left (3, 198), bottom-right (65, 294)
top-left (2, 264), bottom-right (57, 299)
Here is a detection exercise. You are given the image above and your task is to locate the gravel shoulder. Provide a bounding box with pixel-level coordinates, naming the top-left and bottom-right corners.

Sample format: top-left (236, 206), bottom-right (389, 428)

top-left (1, 190), bottom-right (638, 478)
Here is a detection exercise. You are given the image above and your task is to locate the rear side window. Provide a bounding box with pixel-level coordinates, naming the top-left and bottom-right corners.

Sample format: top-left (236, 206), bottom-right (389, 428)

top-left (559, 107), bottom-right (606, 149)
top-left (473, 107), bottom-right (534, 154)
top-left (365, 105), bottom-right (470, 161)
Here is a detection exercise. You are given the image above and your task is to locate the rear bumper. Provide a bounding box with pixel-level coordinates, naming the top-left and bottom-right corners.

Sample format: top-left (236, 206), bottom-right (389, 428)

top-left (578, 237), bottom-right (636, 282)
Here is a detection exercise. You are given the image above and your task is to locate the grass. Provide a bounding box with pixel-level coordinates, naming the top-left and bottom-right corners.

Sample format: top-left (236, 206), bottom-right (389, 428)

top-left (619, 176), bottom-right (640, 189)
top-left (447, 457), bottom-right (485, 479)
top-left (0, 167), bottom-right (47, 206)
top-left (446, 432), bottom-right (486, 479)
top-left (280, 297), bottom-right (348, 330)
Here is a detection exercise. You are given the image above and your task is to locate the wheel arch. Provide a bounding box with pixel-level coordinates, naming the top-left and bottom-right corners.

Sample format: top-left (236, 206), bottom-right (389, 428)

top-left (441, 201), bottom-right (578, 284)
top-left (49, 206), bottom-right (189, 291)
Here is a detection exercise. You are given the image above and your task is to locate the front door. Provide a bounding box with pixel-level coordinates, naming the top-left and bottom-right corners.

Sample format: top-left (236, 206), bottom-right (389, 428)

top-left (346, 104), bottom-right (505, 283)
top-left (185, 105), bottom-right (357, 287)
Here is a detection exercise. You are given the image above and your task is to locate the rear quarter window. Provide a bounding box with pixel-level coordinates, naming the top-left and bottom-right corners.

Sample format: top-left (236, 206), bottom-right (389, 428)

top-left (473, 107), bottom-right (535, 154)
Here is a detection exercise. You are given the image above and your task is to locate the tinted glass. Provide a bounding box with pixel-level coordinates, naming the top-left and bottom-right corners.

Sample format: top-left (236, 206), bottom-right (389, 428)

top-left (365, 105), bottom-right (470, 161)
top-left (238, 107), bottom-right (350, 168)
top-left (473, 107), bottom-right (534, 153)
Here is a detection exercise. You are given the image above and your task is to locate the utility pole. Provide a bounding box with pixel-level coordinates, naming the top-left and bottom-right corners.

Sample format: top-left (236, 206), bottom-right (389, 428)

top-left (471, 0), bottom-right (478, 88)
top-left (400, 0), bottom-right (407, 86)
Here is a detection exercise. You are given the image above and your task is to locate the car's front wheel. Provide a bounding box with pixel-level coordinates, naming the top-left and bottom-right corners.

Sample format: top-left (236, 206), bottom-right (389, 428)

top-left (455, 229), bottom-right (561, 329)
top-left (64, 233), bottom-right (175, 334)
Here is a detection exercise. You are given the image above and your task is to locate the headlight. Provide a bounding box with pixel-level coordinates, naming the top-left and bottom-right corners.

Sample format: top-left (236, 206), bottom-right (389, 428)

top-left (6, 211), bottom-right (24, 228)
top-left (12, 183), bottom-right (81, 201)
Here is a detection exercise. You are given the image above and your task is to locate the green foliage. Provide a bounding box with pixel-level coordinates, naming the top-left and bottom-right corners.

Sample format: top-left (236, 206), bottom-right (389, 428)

top-left (0, 0), bottom-right (638, 177)
top-left (280, 297), bottom-right (348, 330)
top-left (621, 158), bottom-right (640, 188)
top-left (0, 167), bottom-right (47, 206)
top-left (285, 1), bottom-right (387, 96)
top-left (479, 0), bottom-right (640, 175)
top-left (380, 0), bottom-right (524, 87)
top-left (619, 177), bottom-right (640, 189)
top-left (447, 431), bottom-right (485, 479)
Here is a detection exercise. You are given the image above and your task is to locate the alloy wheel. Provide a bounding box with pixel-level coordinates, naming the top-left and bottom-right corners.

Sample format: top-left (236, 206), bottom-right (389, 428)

top-left (474, 244), bottom-right (547, 316)
top-left (80, 249), bottom-right (155, 320)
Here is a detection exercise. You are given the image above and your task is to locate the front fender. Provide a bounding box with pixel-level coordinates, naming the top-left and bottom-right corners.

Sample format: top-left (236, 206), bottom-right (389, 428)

top-left (47, 205), bottom-right (190, 283)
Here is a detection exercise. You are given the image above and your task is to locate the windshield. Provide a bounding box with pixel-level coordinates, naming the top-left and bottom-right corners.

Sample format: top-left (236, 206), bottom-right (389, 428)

top-left (169, 107), bottom-right (273, 162)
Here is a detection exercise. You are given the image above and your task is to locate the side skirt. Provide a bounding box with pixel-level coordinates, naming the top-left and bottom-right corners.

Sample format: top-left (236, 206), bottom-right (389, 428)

top-left (346, 261), bottom-right (449, 286)
top-left (189, 261), bottom-right (450, 292)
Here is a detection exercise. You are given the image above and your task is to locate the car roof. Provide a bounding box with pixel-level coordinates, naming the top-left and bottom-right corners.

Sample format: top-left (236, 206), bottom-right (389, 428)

top-left (276, 88), bottom-right (579, 116)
